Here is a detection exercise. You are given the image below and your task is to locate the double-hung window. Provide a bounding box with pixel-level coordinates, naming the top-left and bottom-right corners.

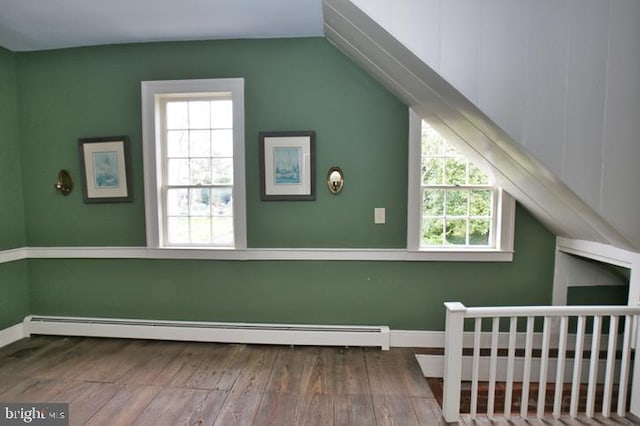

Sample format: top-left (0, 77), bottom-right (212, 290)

top-left (407, 110), bottom-right (514, 258)
top-left (141, 79), bottom-right (246, 249)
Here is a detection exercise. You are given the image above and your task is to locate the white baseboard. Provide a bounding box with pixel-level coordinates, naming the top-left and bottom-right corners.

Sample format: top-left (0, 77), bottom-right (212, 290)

top-left (24, 315), bottom-right (394, 350)
top-left (389, 330), bottom-right (442, 347)
top-left (0, 323), bottom-right (26, 348)
top-left (5, 319), bottom-right (436, 350)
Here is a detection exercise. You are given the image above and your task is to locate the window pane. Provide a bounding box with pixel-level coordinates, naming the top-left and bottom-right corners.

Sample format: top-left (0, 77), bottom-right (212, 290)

top-left (190, 159), bottom-right (211, 185)
top-left (446, 190), bottom-right (468, 216)
top-left (469, 219), bottom-right (491, 245)
top-left (470, 190), bottom-right (492, 216)
top-left (211, 100), bottom-right (233, 129)
top-left (188, 101), bottom-right (210, 129)
top-left (422, 158), bottom-right (443, 185)
top-left (211, 187), bottom-right (233, 216)
top-left (190, 217), bottom-right (212, 243)
top-left (168, 159), bottom-right (189, 185)
top-left (167, 131), bottom-right (188, 158)
top-left (422, 218), bottom-right (444, 246)
top-left (189, 130), bottom-right (211, 157)
top-left (469, 164), bottom-right (490, 185)
top-left (422, 127), bottom-right (444, 156)
top-left (445, 158), bottom-right (467, 185)
top-left (167, 217), bottom-right (189, 244)
top-left (211, 129), bottom-right (233, 157)
top-left (445, 219), bottom-right (467, 245)
top-left (422, 189), bottom-right (444, 216)
top-left (167, 189), bottom-right (188, 216)
top-left (212, 158), bottom-right (233, 184)
top-left (445, 141), bottom-right (462, 157)
top-left (212, 217), bottom-right (234, 245)
top-left (166, 102), bottom-right (188, 129)
top-left (189, 188), bottom-right (211, 216)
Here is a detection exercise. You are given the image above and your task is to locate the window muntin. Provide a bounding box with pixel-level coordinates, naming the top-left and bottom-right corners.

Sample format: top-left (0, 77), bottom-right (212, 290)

top-left (142, 78), bottom-right (246, 249)
top-left (420, 121), bottom-right (497, 248)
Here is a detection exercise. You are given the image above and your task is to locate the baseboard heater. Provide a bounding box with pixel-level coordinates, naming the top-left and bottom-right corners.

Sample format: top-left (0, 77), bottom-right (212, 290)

top-left (23, 315), bottom-right (390, 350)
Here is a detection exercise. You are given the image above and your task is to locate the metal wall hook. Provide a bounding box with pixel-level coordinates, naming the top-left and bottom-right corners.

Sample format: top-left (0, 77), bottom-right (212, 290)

top-left (54, 169), bottom-right (73, 195)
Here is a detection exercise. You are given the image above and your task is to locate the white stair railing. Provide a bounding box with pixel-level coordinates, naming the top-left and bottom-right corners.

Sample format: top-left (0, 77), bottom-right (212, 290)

top-left (442, 302), bottom-right (640, 422)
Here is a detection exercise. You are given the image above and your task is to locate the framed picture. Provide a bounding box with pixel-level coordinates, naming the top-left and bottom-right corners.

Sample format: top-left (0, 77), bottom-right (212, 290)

top-left (259, 131), bottom-right (315, 201)
top-left (78, 136), bottom-right (133, 203)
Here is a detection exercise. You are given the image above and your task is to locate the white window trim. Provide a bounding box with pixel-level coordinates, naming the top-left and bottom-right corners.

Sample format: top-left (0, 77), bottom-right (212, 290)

top-left (407, 109), bottom-right (515, 259)
top-left (141, 78), bottom-right (247, 249)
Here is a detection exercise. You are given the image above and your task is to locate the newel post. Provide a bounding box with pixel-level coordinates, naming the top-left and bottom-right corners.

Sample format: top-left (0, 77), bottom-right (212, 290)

top-left (442, 302), bottom-right (466, 423)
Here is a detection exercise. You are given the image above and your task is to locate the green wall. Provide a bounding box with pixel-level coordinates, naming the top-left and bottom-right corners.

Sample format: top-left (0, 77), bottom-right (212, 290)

top-left (0, 47), bottom-right (29, 329)
top-left (9, 38), bottom-right (556, 330)
top-left (16, 38), bottom-right (407, 248)
top-left (28, 204), bottom-right (554, 330)
top-left (0, 47), bottom-right (26, 249)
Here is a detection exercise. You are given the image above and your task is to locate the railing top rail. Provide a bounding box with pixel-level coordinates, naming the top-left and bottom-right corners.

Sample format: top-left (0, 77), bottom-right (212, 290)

top-left (444, 302), bottom-right (640, 318)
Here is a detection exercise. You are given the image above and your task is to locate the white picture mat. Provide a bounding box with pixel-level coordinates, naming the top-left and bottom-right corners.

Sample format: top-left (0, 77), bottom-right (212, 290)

top-left (263, 136), bottom-right (311, 196)
top-left (83, 141), bottom-right (129, 198)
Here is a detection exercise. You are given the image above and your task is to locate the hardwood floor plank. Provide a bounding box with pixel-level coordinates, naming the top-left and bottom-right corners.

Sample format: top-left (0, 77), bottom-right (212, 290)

top-left (212, 391), bottom-right (263, 426)
top-left (251, 391), bottom-right (299, 426)
top-left (157, 342), bottom-right (213, 387)
top-left (114, 340), bottom-right (187, 386)
top-left (300, 347), bottom-right (335, 394)
top-left (213, 346), bottom-right (278, 426)
top-left (294, 392), bottom-right (333, 426)
top-left (132, 387), bottom-right (227, 426)
top-left (333, 347), bottom-right (370, 395)
top-left (264, 346), bottom-right (306, 394)
top-left (0, 336), bottom-right (58, 360)
top-left (371, 394), bottom-right (421, 426)
top-left (65, 339), bottom-right (135, 383)
top-left (85, 384), bottom-right (161, 426)
top-left (133, 387), bottom-right (200, 426)
top-left (0, 337), bottom-right (84, 377)
top-left (30, 338), bottom-right (119, 380)
top-left (60, 381), bottom-right (119, 426)
top-left (0, 374), bottom-right (28, 395)
top-left (365, 348), bottom-right (432, 398)
top-left (176, 389), bottom-right (228, 425)
top-left (410, 397), bottom-right (447, 426)
top-left (334, 393), bottom-right (376, 426)
top-left (185, 343), bottom-right (243, 390)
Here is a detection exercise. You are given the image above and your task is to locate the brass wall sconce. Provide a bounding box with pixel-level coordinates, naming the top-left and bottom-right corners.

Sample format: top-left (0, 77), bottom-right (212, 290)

top-left (327, 166), bottom-right (344, 194)
top-left (54, 169), bottom-right (73, 195)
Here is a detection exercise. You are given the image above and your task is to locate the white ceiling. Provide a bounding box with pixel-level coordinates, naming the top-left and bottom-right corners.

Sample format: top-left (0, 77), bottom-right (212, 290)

top-left (0, 0), bottom-right (324, 51)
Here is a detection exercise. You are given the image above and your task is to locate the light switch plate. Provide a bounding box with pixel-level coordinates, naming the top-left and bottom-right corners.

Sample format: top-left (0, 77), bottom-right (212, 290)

top-left (374, 208), bottom-right (385, 224)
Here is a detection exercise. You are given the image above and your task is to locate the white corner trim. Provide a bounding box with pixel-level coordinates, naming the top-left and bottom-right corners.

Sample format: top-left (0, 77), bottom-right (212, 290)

top-left (556, 237), bottom-right (638, 268)
top-left (0, 323), bottom-right (26, 349)
top-left (14, 246), bottom-right (513, 262)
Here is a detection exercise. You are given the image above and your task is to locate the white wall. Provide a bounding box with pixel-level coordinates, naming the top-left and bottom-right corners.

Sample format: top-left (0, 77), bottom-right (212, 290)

top-left (352, 0), bottom-right (640, 248)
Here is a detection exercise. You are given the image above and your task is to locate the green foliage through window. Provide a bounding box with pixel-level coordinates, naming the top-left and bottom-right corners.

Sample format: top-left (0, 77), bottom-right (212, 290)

top-left (421, 122), bottom-right (495, 247)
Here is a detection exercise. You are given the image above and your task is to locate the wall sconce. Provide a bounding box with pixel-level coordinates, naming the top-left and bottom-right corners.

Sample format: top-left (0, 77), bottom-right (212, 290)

top-left (54, 169), bottom-right (73, 195)
top-left (327, 166), bottom-right (344, 194)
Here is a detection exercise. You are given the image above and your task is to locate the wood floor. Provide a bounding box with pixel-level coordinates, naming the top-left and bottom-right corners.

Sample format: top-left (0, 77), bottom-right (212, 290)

top-left (0, 336), bottom-right (638, 425)
top-left (0, 336), bottom-right (443, 425)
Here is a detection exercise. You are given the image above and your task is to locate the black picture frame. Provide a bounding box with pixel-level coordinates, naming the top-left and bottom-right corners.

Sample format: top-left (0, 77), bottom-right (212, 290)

top-left (78, 135), bottom-right (133, 203)
top-left (259, 131), bottom-right (316, 201)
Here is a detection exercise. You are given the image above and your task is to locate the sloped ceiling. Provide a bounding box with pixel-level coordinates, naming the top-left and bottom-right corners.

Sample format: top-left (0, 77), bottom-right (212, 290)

top-left (323, 0), bottom-right (633, 251)
top-left (0, 0), bottom-right (323, 51)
